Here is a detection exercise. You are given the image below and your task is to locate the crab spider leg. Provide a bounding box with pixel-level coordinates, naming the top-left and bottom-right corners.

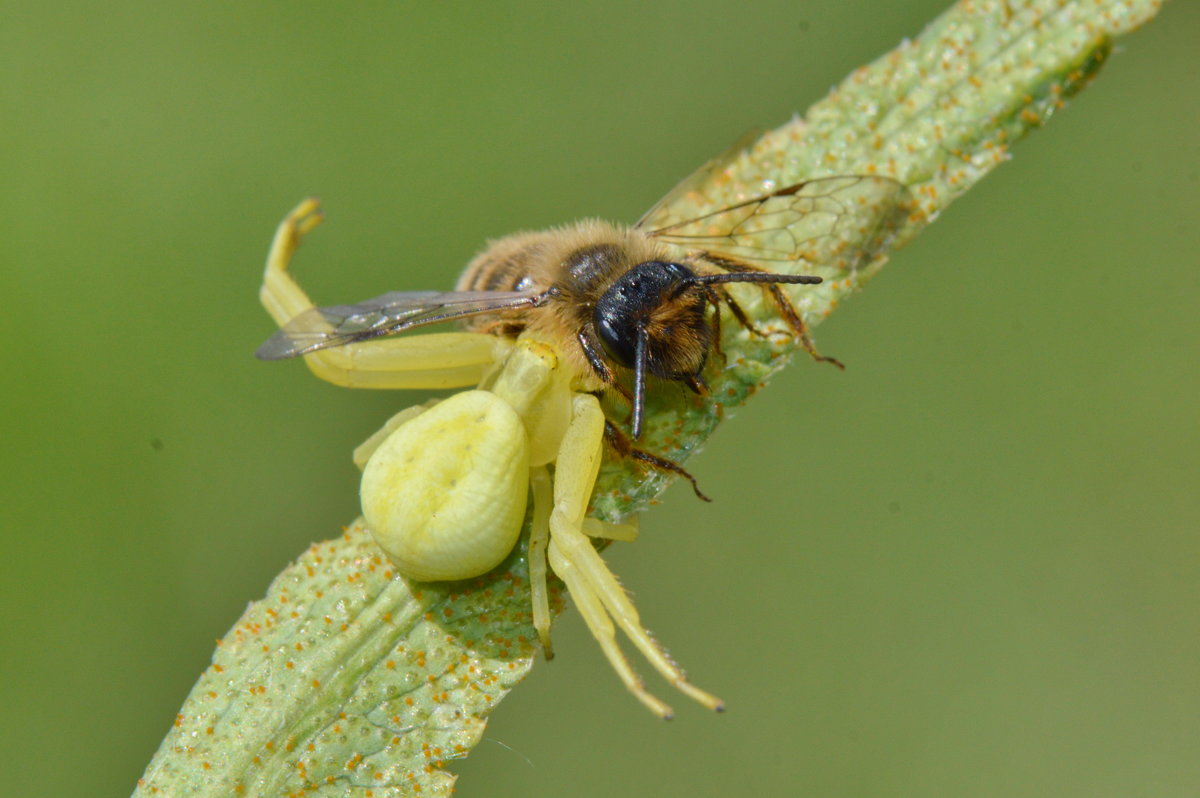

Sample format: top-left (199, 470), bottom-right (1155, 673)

top-left (528, 466), bottom-right (555, 659)
top-left (549, 393), bottom-right (724, 717)
top-left (549, 395), bottom-right (607, 546)
top-left (548, 539), bottom-right (673, 718)
top-left (352, 403), bottom-right (433, 469)
top-left (261, 198), bottom-right (509, 389)
top-left (550, 524), bottom-right (726, 715)
top-left (582, 516), bottom-right (639, 543)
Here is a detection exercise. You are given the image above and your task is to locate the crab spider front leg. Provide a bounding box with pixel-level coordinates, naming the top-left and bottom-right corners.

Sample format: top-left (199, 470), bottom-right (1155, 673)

top-left (547, 393), bottom-right (725, 719)
top-left (260, 198), bottom-right (510, 389)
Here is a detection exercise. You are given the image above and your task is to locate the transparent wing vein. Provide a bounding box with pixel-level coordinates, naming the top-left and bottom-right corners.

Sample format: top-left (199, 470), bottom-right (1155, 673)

top-left (643, 175), bottom-right (911, 273)
top-left (256, 290), bottom-right (545, 360)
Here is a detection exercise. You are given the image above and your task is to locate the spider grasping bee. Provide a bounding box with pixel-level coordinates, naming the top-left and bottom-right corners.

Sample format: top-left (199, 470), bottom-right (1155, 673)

top-left (256, 162), bottom-right (907, 717)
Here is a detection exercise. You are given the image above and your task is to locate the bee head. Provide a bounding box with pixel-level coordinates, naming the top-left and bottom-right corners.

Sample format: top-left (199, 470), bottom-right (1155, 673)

top-left (591, 258), bottom-right (824, 438)
top-left (593, 261), bottom-right (711, 381)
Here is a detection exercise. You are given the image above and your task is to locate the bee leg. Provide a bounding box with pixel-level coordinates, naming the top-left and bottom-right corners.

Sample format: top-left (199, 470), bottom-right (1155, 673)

top-left (763, 283), bottom-right (844, 370)
top-left (704, 285), bottom-right (766, 364)
top-left (603, 420), bottom-right (711, 502)
top-left (578, 324), bottom-right (645, 438)
top-left (576, 327), bottom-right (634, 403)
top-left (714, 286), bottom-right (766, 338)
top-left (696, 251), bottom-right (843, 369)
top-left (706, 288), bottom-right (725, 359)
top-left (260, 199), bottom-right (507, 389)
top-left (474, 320), bottom-right (527, 338)
top-left (550, 394), bottom-right (724, 717)
top-left (529, 466), bottom-right (555, 659)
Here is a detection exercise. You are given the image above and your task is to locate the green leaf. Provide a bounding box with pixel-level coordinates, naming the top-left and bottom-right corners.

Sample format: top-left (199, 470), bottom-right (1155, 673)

top-left (135, 1), bottom-right (1163, 795)
top-left (136, 521), bottom-right (548, 796)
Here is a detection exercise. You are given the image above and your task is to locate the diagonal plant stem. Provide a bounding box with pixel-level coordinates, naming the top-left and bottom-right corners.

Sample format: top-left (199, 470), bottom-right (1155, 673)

top-left (134, 1), bottom-right (1163, 795)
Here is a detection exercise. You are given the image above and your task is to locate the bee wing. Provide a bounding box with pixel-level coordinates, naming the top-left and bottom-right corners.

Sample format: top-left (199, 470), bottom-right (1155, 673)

top-left (634, 128), bottom-right (763, 230)
top-left (642, 175), bottom-right (911, 272)
top-left (255, 289), bottom-right (546, 360)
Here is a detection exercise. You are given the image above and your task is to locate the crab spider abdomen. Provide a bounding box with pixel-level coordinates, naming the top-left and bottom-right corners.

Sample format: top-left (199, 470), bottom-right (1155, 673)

top-left (360, 389), bottom-right (530, 581)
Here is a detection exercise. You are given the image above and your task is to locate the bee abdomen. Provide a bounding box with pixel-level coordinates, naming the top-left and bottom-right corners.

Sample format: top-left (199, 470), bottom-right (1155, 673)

top-left (457, 232), bottom-right (551, 293)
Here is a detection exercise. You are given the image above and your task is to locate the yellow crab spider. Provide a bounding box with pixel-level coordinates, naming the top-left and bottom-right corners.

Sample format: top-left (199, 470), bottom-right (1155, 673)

top-left (260, 199), bottom-right (723, 718)
top-left (259, 199), bottom-right (511, 391)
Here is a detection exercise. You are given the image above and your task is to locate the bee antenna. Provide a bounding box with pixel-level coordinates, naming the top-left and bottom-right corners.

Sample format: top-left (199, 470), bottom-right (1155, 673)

top-left (689, 273), bottom-right (823, 286)
top-left (631, 326), bottom-right (648, 440)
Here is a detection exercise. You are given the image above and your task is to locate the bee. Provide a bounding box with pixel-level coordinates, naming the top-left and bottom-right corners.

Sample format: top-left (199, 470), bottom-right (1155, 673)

top-left (256, 162), bottom-right (908, 718)
top-left (258, 173), bottom-right (908, 437)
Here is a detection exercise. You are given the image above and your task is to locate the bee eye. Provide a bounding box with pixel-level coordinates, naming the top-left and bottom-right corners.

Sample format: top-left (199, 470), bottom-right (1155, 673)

top-left (595, 307), bottom-right (636, 367)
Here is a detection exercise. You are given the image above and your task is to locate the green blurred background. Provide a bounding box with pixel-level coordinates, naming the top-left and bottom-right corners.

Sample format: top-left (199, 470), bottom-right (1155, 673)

top-left (2, 1), bottom-right (1196, 795)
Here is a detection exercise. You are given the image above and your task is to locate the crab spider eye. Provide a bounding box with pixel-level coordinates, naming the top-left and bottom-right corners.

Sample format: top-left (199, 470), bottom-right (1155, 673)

top-left (360, 390), bottom-right (530, 582)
